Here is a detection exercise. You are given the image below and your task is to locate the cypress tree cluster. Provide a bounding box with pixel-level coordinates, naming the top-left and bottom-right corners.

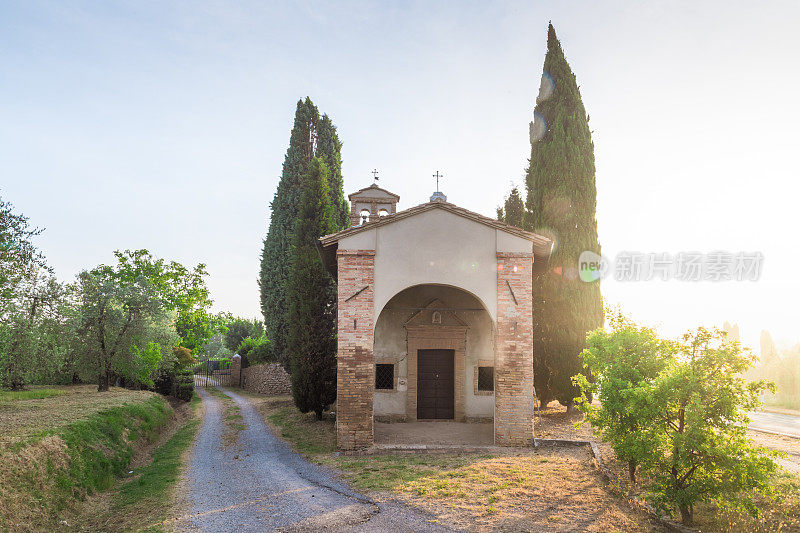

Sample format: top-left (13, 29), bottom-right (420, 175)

top-left (286, 158), bottom-right (338, 418)
top-left (521, 24), bottom-right (603, 407)
top-left (259, 98), bottom-right (348, 371)
top-left (496, 186), bottom-right (525, 228)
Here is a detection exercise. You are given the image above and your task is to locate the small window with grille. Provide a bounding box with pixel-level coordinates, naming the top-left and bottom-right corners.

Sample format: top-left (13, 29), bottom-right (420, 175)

top-left (477, 366), bottom-right (494, 392)
top-left (375, 363), bottom-right (394, 390)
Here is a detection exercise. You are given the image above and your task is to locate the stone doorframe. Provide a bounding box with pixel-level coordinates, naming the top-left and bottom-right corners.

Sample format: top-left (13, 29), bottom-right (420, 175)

top-left (405, 325), bottom-right (468, 422)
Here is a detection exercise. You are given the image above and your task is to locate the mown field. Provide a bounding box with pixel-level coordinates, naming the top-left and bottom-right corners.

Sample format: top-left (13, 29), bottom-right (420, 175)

top-left (0, 385), bottom-right (200, 532)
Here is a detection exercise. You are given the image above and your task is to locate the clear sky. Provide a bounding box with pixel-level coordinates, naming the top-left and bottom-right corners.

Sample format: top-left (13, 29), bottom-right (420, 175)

top-left (2, 1), bottom-right (799, 351)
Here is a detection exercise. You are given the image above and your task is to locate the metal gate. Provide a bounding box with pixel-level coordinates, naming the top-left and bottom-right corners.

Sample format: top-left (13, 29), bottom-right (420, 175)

top-left (194, 358), bottom-right (233, 388)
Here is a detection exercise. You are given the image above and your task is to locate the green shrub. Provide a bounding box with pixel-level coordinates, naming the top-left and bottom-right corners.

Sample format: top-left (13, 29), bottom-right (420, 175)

top-left (173, 372), bottom-right (194, 402)
top-left (237, 335), bottom-right (273, 365)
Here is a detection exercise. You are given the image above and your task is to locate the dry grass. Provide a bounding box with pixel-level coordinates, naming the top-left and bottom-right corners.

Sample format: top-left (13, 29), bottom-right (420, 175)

top-left (535, 402), bottom-right (594, 440)
top-left (396, 452), bottom-right (657, 532)
top-left (749, 431), bottom-right (800, 475)
top-left (242, 390), bottom-right (657, 532)
top-left (0, 385), bottom-right (157, 446)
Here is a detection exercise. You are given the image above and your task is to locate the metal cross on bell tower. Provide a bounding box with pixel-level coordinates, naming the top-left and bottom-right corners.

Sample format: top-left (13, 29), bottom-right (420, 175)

top-left (371, 168), bottom-right (380, 185)
top-left (430, 170), bottom-right (447, 202)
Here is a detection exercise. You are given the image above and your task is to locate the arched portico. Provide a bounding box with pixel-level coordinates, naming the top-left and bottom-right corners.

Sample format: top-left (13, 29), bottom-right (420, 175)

top-left (373, 284), bottom-right (495, 424)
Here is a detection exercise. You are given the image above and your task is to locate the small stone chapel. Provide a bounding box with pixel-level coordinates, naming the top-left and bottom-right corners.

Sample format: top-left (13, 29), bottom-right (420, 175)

top-left (317, 184), bottom-right (552, 450)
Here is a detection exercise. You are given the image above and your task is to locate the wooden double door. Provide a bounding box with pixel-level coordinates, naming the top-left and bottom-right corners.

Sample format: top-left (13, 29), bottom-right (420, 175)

top-left (416, 349), bottom-right (455, 419)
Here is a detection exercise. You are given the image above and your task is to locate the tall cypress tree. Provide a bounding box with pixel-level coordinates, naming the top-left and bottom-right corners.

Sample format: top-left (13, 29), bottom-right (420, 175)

top-left (496, 186), bottom-right (525, 228)
top-left (525, 24), bottom-right (603, 407)
top-left (316, 114), bottom-right (349, 231)
top-left (286, 157), bottom-right (338, 419)
top-left (259, 98), bottom-right (319, 369)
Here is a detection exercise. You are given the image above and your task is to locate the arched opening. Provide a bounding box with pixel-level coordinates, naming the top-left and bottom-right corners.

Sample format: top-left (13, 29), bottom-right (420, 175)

top-left (377, 208), bottom-right (389, 217)
top-left (358, 209), bottom-right (370, 224)
top-left (372, 284), bottom-right (495, 445)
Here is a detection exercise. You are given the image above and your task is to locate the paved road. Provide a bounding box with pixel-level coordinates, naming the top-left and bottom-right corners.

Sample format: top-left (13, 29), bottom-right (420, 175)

top-left (179, 386), bottom-right (454, 532)
top-left (749, 411), bottom-right (800, 438)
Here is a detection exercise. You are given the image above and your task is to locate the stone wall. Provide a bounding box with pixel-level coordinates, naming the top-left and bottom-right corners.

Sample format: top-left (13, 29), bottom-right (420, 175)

top-left (240, 363), bottom-right (292, 396)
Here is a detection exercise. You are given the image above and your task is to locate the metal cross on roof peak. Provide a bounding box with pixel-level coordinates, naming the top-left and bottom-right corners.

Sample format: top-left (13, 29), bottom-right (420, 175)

top-left (433, 170), bottom-right (443, 192)
top-left (371, 168), bottom-right (380, 184)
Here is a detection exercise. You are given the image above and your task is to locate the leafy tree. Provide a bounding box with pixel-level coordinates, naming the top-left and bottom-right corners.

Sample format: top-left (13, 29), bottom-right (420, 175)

top-left (223, 317), bottom-right (265, 352)
top-left (575, 310), bottom-right (671, 486)
top-left (198, 332), bottom-right (230, 360)
top-left (172, 345), bottom-right (195, 367)
top-left (77, 250), bottom-right (203, 391)
top-left (524, 24), bottom-right (603, 407)
top-left (647, 328), bottom-right (778, 524)
top-left (0, 196), bottom-right (48, 310)
top-left (496, 186), bottom-right (525, 228)
top-left (0, 196), bottom-right (76, 389)
top-left (286, 157), bottom-right (338, 419)
top-left (259, 98), bottom-right (320, 369)
top-left (578, 323), bottom-right (779, 525)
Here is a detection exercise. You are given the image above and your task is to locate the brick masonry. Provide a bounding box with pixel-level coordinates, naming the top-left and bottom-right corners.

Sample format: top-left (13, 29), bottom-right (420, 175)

top-left (230, 355), bottom-right (242, 386)
top-left (494, 251), bottom-right (535, 446)
top-left (336, 249), bottom-right (376, 450)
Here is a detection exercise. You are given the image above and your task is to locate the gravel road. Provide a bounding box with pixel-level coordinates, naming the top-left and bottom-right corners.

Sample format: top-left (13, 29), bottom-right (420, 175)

top-left (178, 386), bottom-right (454, 532)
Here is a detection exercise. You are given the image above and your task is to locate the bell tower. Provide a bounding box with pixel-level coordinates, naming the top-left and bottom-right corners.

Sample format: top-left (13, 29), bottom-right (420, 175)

top-left (348, 184), bottom-right (400, 226)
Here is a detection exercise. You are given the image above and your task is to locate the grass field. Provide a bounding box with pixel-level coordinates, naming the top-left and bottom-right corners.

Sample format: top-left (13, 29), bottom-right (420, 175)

top-left (0, 387), bottom-right (69, 402)
top-left (0, 385), bottom-right (159, 446)
top-left (0, 384), bottom-right (201, 532)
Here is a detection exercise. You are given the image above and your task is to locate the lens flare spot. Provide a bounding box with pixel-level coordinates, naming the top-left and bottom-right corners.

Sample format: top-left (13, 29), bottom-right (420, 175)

top-left (537, 71), bottom-right (555, 103)
top-left (530, 112), bottom-right (547, 143)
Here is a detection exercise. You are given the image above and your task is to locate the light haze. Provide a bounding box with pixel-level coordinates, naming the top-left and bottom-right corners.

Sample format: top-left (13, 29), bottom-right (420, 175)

top-left (2, 1), bottom-right (798, 350)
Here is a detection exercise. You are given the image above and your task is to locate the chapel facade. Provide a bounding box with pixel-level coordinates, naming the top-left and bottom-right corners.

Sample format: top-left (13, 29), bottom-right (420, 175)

top-left (317, 184), bottom-right (552, 450)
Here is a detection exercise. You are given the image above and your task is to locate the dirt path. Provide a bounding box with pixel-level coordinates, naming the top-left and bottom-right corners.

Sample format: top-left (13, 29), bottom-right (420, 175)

top-left (177, 386), bottom-right (452, 532)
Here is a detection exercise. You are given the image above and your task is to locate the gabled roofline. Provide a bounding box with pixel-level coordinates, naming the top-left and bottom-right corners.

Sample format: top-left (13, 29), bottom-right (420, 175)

top-left (320, 200), bottom-right (552, 251)
top-left (317, 200), bottom-right (554, 278)
top-left (347, 183), bottom-right (400, 201)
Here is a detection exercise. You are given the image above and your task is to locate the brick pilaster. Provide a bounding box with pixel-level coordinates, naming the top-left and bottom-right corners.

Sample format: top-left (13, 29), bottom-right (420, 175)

top-left (336, 249), bottom-right (376, 450)
top-left (230, 355), bottom-right (242, 387)
top-left (495, 252), bottom-right (534, 446)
